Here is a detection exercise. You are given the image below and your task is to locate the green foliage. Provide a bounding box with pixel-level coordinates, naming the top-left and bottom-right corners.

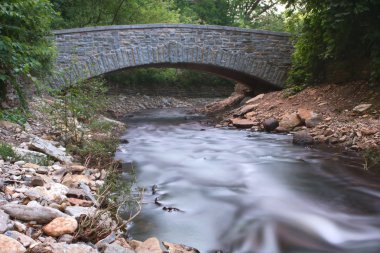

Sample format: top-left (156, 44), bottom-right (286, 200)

top-left (51, 0), bottom-right (180, 29)
top-left (363, 148), bottom-right (380, 172)
top-left (88, 120), bottom-right (114, 133)
top-left (0, 107), bottom-right (29, 125)
top-left (282, 0), bottom-right (380, 85)
top-left (0, 142), bottom-right (17, 161)
top-left (45, 78), bottom-right (108, 145)
top-left (0, 0), bottom-right (56, 106)
top-left (175, 0), bottom-right (286, 30)
top-left (72, 138), bottom-right (118, 161)
top-left (105, 68), bottom-right (234, 95)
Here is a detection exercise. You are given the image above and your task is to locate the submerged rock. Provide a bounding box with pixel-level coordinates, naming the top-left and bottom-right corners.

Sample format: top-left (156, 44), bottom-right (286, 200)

top-left (293, 131), bottom-right (314, 145)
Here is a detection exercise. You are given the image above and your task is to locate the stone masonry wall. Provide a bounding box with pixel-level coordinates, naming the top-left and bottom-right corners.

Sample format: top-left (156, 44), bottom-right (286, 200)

top-left (52, 24), bottom-right (293, 88)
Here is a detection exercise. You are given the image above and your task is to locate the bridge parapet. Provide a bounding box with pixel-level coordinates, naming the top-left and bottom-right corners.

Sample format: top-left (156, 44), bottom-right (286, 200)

top-left (52, 24), bottom-right (293, 88)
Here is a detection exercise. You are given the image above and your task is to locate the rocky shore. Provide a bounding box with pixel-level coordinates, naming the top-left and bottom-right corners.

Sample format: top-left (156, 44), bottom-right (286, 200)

top-left (208, 82), bottom-right (380, 153)
top-left (1, 82), bottom-right (378, 252)
top-left (0, 96), bottom-right (200, 253)
top-left (105, 94), bottom-right (220, 118)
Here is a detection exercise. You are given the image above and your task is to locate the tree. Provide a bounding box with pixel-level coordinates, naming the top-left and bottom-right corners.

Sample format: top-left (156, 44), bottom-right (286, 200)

top-left (0, 0), bottom-right (56, 106)
top-left (281, 0), bottom-right (380, 85)
top-left (174, 0), bottom-right (285, 30)
top-left (51, 0), bottom-right (180, 29)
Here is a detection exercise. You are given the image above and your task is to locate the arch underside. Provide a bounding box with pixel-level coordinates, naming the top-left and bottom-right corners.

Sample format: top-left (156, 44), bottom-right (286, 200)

top-left (52, 43), bottom-right (287, 89)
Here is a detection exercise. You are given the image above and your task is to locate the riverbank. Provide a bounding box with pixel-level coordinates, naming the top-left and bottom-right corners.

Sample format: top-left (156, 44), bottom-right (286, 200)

top-left (207, 81), bottom-right (380, 169)
top-left (0, 95), bottom-right (201, 253)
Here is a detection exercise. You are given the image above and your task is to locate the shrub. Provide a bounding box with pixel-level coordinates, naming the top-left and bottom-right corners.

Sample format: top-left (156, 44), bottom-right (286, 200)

top-left (0, 107), bottom-right (29, 125)
top-left (44, 77), bottom-right (108, 145)
top-left (0, 142), bottom-right (17, 161)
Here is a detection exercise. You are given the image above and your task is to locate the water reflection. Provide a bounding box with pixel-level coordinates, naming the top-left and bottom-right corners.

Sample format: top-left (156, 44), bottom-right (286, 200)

top-left (115, 108), bottom-right (380, 253)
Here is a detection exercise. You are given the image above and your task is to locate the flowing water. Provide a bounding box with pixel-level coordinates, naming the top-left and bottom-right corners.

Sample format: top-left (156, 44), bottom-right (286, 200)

top-left (115, 108), bottom-right (380, 253)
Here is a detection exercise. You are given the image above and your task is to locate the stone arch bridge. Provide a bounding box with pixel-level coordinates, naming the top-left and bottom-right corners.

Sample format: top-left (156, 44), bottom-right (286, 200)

top-left (53, 24), bottom-right (293, 89)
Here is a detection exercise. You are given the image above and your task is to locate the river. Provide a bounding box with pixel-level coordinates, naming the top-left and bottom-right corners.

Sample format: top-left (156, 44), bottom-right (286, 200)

top-left (115, 108), bottom-right (380, 253)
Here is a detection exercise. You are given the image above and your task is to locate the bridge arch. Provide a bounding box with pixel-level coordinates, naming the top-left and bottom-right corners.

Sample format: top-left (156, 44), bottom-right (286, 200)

top-left (52, 24), bottom-right (293, 89)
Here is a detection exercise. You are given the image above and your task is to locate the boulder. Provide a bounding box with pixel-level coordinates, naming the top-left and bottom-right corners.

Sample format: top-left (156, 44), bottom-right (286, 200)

top-left (231, 118), bottom-right (254, 129)
top-left (4, 231), bottom-right (36, 248)
top-left (262, 118), bottom-right (279, 132)
top-left (297, 108), bottom-right (322, 128)
top-left (135, 237), bottom-right (162, 253)
top-left (58, 234), bottom-right (74, 243)
top-left (13, 148), bottom-right (47, 165)
top-left (245, 94), bottom-right (264, 104)
top-left (162, 241), bottom-right (200, 253)
top-left (24, 244), bottom-right (54, 253)
top-left (62, 174), bottom-right (92, 188)
top-left (353, 103), bottom-right (372, 113)
top-left (95, 232), bottom-right (116, 249)
top-left (0, 204), bottom-right (67, 224)
top-left (65, 206), bottom-right (96, 218)
top-left (293, 131), bottom-right (314, 145)
top-left (50, 242), bottom-right (98, 253)
top-left (29, 137), bottom-right (72, 164)
top-left (104, 243), bottom-right (134, 253)
top-left (42, 217), bottom-right (78, 237)
top-left (24, 183), bottom-right (68, 203)
top-left (0, 234), bottom-right (26, 253)
top-left (0, 210), bottom-right (9, 233)
top-left (279, 113), bottom-right (302, 131)
top-left (67, 164), bottom-right (86, 173)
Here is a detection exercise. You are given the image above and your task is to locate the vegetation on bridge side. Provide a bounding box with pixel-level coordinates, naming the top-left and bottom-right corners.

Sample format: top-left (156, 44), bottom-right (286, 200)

top-left (281, 0), bottom-right (380, 87)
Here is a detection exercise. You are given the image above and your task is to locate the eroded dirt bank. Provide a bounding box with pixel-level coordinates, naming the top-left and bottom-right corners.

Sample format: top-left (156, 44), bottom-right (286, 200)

top-left (206, 81), bottom-right (380, 159)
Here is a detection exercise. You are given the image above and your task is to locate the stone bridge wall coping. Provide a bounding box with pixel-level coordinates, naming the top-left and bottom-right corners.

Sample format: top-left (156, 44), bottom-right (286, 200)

top-left (53, 23), bottom-right (291, 37)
